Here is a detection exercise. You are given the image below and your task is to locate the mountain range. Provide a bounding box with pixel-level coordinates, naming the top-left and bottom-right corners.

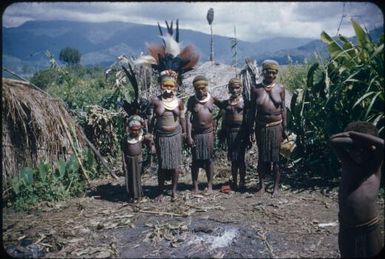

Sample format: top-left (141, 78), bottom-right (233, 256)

top-left (2, 20), bottom-right (383, 77)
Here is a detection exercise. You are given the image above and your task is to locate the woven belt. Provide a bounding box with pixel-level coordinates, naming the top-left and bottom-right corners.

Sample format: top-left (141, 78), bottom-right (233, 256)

top-left (257, 119), bottom-right (282, 128)
top-left (339, 215), bottom-right (379, 230)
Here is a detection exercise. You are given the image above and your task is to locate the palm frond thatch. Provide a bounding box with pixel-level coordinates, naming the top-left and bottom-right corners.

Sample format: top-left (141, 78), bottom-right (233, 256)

top-left (2, 78), bottom-right (88, 187)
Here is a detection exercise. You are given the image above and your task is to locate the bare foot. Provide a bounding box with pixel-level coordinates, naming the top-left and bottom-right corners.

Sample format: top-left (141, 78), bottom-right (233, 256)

top-left (191, 187), bottom-right (199, 194)
top-left (206, 186), bottom-right (213, 193)
top-left (171, 192), bottom-right (177, 202)
top-left (155, 194), bottom-right (164, 202)
top-left (271, 189), bottom-right (280, 198)
top-left (256, 186), bottom-right (265, 196)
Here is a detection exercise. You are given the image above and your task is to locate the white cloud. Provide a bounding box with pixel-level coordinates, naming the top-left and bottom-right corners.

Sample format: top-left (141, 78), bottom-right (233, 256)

top-left (2, 2), bottom-right (383, 42)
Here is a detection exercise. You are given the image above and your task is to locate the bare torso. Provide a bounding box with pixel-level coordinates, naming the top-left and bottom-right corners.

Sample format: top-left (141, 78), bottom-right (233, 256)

top-left (252, 83), bottom-right (284, 123)
top-left (187, 96), bottom-right (216, 131)
top-left (124, 140), bottom-right (143, 156)
top-left (224, 98), bottom-right (244, 126)
top-left (339, 165), bottom-right (381, 225)
top-left (152, 96), bottom-right (182, 132)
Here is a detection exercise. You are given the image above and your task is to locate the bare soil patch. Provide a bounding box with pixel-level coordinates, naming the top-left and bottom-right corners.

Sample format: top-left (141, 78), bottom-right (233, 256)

top-left (3, 153), bottom-right (384, 258)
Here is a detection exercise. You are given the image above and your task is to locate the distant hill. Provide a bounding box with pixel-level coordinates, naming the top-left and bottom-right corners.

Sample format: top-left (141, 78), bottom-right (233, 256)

top-left (252, 26), bottom-right (384, 64)
top-left (2, 20), bottom-right (383, 78)
top-left (2, 20), bottom-right (315, 77)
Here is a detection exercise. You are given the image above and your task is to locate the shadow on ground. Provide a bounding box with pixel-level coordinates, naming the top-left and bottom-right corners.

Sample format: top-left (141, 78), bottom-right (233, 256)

top-left (279, 167), bottom-right (340, 194)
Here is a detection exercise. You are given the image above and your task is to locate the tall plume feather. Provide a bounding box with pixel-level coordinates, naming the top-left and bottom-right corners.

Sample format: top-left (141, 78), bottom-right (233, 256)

top-left (175, 19), bottom-right (179, 43)
top-left (146, 43), bottom-right (165, 63)
top-left (160, 33), bottom-right (180, 57)
top-left (133, 55), bottom-right (157, 66)
top-left (179, 45), bottom-right (199, 73)
top-left (134, 19), bottom-right (199, 84)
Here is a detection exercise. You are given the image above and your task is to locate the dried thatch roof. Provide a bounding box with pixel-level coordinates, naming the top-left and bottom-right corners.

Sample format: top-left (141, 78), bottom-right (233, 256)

top-left (2, 78), bottom-right (89, 188)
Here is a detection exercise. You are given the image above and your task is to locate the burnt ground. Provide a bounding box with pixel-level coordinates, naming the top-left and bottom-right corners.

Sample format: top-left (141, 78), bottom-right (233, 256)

top-left (2, 150), bottom-right (385, 258)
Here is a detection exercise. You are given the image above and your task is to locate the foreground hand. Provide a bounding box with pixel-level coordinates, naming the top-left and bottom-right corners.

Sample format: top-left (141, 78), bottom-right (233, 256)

top-left (349, 131), bottom-right (384, 150)
top-left (187, 136), bottom-right (195, 147)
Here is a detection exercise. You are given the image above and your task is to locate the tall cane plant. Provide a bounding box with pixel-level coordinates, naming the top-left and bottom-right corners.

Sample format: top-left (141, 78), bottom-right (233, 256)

top-left (288, 19), bottom-right (384, 176)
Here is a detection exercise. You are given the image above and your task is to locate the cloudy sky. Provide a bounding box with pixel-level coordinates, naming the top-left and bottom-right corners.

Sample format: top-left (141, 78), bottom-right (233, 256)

top-left (3, 2), bottom-right (383, 42)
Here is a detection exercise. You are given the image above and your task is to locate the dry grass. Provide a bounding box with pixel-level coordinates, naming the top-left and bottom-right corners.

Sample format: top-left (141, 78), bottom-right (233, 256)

top-left (2, 78), bottom-right (88, 193)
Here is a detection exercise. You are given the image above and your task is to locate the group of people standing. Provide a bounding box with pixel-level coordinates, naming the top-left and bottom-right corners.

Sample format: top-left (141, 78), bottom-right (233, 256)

top-left (121, 59), bottom-right (384, 258)
top-left (122, 59), bottom-right (286, 202)
top-left (119, 21), bottom-right (384, 257)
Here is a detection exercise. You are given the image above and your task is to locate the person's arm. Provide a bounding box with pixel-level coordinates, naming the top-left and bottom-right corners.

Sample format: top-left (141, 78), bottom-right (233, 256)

top-left (281, 86), bottom-right (287, 139)
top-left (217, 105), bottom-right (226, 144)
top-left (329, 132), bottom-right (354, 164)
top-left (148, 98), bottom-right (156, 134)
top-left (349, 131), bottom-right (384, 172)
top-left (185, 98), bottom-right (194, 146)
top-left (144, 134), bottom-right (156, 154)
top-left (247, 87), bottom-right (256, 142)
top-left (213, 96), bottom-right (224, 109)
top-left (179, 99), bottom-right (187, 140)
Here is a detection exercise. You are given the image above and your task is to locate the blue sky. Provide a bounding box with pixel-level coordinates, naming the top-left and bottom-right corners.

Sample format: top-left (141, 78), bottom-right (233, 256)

top-left (2, 2), bottom-right (383, 42)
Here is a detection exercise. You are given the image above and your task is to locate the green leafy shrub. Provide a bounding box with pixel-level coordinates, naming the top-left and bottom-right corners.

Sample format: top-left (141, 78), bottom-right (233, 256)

top-left (287, 20), bottom-right (384, 177)
top-left (8, 149), bottom-right (98, 211)
top-left (30, 68), bottom-right (61, 89)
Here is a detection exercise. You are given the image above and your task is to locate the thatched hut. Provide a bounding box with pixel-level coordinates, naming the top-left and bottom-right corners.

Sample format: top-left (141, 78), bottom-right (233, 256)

top-left (2, 78), bottom-right (89, 194)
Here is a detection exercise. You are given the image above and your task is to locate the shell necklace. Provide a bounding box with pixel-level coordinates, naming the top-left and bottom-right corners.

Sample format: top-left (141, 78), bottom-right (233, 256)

top-left (161, 96), bottom-right (179, 110)
top-left (127, 131), bottom-right (144, 144)
top-left (229, 96), bottom-right (243, 106)
top-left (262, 81), bottom-right (276, 91)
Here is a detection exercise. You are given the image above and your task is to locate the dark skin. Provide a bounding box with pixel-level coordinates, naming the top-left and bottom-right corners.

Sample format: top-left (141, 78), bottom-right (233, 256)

top-left (221, 83), bottom-right (246, 190)
top-left (122, 127), bottom-right (155, 202)
top-left (186, 81), bottom-right (221, 193)
top-left (329, 131), bottom-right (384, 226)
top-left (125, 128), bottom-right (155, 156)
top-left (150, 81), bottom-right (186, 201)
top-left (248, 68), bottom-right (286, 197)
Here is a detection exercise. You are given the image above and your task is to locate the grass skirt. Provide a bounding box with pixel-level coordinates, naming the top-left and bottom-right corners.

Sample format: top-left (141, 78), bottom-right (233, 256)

top-left (255, 123), bottom-right (282, 162)
top-left (155, 126), bottom-right (182, 170)
top-left (226, 127), bottom-right (246, 162)
top-left (192, 128), bottom-right (214, 161)
top-left (123, 154), bottom-right (143, 199)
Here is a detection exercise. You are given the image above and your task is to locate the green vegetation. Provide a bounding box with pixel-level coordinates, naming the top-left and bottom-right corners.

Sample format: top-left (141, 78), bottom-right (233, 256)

top-left (9, 149), bottom-right (98, 211)
top-left (59, 47), bottom-right (81, 66)
top-left (12, 19), bottom-right (382, 210)
top-left (284, 20), bottom-right (384, 177)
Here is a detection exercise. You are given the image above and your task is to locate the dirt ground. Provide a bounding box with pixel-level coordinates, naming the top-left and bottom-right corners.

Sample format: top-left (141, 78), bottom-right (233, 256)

top-left (3, 151), bottom-right (385, 258)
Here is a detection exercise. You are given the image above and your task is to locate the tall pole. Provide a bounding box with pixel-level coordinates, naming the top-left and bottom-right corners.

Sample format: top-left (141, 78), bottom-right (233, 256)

top-left (207, 8), bottom-right (214, 62)
top-left (210, 24), bottom-right (214, 62)
top-left (234, 26), bottom-right (237, 69)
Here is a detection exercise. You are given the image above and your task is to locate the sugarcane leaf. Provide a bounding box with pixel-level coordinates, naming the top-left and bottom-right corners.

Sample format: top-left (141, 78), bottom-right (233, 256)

top-left (352, 91), bottom-right (375, 108)
top-left (365, 91), bottom-right (382, 118)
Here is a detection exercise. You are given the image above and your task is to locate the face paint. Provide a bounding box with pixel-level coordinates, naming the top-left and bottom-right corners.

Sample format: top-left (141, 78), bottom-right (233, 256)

top-left (161, 82), bottom-right (177, 97)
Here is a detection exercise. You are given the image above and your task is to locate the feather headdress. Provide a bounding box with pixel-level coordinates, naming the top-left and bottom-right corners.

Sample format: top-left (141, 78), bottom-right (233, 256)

top-left (134, 19), bottom-right (199, 85)
top-left (121, 63), bottom-right (151, 121)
